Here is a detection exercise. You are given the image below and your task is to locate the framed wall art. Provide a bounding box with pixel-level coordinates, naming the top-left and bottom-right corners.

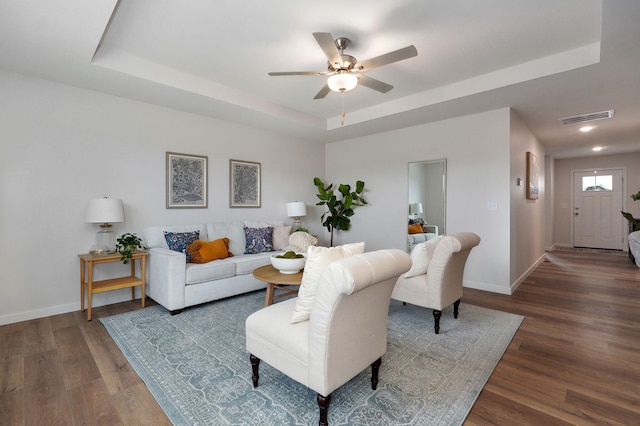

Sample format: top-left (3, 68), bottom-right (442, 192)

top-left (166, 152), bottom-right (208, 208)
top-left (229, 159), bottom-right (261, 208)
top-left (526, 151), bottom-right (539, 200)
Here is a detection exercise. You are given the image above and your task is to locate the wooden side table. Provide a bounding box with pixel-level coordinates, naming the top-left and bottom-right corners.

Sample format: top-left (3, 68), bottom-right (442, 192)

top-left (253, 265), bottom-right (303, 307)
top-left (78, 251), bottom-right (148, 320)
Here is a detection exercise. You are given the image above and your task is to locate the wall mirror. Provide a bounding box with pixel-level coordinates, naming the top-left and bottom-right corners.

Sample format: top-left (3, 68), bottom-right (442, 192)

top-left (407, 159), bottom-right (446, 252)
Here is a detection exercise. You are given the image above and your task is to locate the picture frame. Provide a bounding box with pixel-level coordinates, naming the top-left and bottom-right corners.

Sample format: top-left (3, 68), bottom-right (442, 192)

top-left (166, 152), bottom-right (208, 209)
top-left (526, 151), bottom-right (539, 200)
top-left (229, 159), bottom-right (261, 208)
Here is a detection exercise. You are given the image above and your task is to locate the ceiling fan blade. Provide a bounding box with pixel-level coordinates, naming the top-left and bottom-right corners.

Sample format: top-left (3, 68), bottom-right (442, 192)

top-left (268, 71), bottom-right (328, 76)
top-left (313, 32), bottom-right (343, 67)
top-left (358, 74), bottom-right (394, 93)
top-left (356, 45), bottom-right (417, 71)
top-left (313, 84), bottom-right (331, 99)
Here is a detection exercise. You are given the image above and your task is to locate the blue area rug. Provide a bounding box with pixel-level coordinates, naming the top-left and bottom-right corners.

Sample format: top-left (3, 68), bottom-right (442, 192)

top-left (101, 291), bottom-right (523, 425)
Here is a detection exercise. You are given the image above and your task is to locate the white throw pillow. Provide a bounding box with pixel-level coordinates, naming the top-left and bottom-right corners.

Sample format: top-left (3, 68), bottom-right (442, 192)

top-left (272, 226), bottom-right (292, 251)
top-left (287, 231), bottom-right (319, 253)
top-left (404, 236), bottom-right (443, 278)
top-left (290, 242), bottom-right (365, 323)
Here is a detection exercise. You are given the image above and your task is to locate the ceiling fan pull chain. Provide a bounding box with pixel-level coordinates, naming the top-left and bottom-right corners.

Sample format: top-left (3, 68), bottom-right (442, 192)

top-left (341, 91), bottom-right (346, 126)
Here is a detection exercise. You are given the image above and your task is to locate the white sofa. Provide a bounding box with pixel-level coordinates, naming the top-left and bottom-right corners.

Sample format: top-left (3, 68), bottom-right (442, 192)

top-left (407, 224), bottom-right (439, 252)
top-left (144, 221), bottom-right (284, 314)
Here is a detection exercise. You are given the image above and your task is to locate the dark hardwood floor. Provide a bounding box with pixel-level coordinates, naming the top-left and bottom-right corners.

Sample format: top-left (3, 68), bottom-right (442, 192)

top-left (1, 250), bottom-right (638, 425)
top-left (464, 250), bottom-right (640, 426)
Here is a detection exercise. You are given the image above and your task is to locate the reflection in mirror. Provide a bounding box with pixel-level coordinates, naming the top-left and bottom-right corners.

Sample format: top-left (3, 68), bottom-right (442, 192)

top-left (407, 159), bottom-right (446, 252)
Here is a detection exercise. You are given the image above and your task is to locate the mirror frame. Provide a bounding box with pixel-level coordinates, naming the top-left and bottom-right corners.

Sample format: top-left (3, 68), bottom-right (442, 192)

top-left (407, 159), bottom-right (447, 251)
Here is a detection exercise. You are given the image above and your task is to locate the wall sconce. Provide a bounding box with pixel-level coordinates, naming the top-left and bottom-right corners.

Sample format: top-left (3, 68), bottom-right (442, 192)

top-left (287, 201), bottom-right (307, 231)
top-left (85, 197), bottom-right (124, 255)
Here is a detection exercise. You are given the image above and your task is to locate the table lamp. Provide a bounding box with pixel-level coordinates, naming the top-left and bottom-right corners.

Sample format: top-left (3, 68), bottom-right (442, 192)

top-left (287, 201), bottom-right (307, 231)
top-left (85, 197), bottom-right (124, 255)
top-left (409, 202), bottom-right (423, 218)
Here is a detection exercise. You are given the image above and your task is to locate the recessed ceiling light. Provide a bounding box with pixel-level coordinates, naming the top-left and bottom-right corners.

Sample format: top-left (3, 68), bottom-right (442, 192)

top-left (592, 146), bottom-right (603, 151)
top-left (580, 126), bottom-right (594, 132)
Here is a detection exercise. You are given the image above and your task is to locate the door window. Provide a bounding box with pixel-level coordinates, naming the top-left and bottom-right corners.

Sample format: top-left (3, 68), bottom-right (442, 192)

top-left (582, 175), bottom-right (613, 191)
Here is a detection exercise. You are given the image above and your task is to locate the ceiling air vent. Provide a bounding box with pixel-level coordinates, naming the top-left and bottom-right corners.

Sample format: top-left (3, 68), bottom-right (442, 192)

top-left (559, 110), bottom-right (614, 125)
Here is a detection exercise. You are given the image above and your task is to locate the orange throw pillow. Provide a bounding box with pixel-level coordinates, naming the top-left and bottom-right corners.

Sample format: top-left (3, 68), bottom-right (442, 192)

top-left (188, 238), bottom-right (233, 263)
top-left (408, 223), bottom-right (424, 234)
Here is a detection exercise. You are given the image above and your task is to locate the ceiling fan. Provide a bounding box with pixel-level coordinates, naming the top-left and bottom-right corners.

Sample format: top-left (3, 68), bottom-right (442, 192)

top-left (268, 32), bottom-right (418, 99)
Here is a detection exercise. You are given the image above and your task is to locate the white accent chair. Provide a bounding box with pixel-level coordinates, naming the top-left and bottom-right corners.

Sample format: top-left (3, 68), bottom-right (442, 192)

top-left (392, 232), bottom-right (480, 334)
top-left (245, 249), bottom-right (411, 426)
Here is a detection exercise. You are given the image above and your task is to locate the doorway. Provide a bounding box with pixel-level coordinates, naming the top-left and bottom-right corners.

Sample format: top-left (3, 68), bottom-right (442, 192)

top-left (572, 168), bottom-right (624, 250)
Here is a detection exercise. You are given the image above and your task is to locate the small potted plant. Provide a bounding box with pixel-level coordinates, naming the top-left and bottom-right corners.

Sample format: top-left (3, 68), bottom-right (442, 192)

top-left (116, 233), bottom-right (147, 264)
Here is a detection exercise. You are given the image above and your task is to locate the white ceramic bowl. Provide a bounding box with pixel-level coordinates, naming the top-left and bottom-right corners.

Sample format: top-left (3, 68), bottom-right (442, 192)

top-left (270, 254), bottom-right (306, 274)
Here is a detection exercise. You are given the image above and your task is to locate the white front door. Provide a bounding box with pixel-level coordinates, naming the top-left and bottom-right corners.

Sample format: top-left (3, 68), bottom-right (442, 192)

top-left (573, 169), bottom-right (624, 250)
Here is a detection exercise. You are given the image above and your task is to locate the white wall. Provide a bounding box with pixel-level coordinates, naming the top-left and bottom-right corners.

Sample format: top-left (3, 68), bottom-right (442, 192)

top-left (0, 70), bottom-right (325, 325)
top-left (509, 111), bottom-right (546, 289)
top-left (324, 108), bottom-right (514, 294)
top-left (553, 152), bottom-right (640, 248)
top-left (0, 69), bottom-right (551, 324)
top-left (545, 155), bottom-right (555, 250)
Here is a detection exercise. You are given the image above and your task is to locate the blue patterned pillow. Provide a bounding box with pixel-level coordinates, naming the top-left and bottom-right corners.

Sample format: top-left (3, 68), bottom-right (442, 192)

top-left (164, 231), bottom-right (200, 263)
top-left (244, 227), bottom-right (273, 254)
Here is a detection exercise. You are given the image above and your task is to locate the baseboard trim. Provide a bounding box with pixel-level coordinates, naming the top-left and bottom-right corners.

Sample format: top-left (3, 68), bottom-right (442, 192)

top-left (511, 253), bottom-right (546, 293)
top-left (0, 302), bottom-right (79, 326)
top-left (0, 288), bottom-right (144, 326)
top-left (463, 280), bottom-right (512, 295)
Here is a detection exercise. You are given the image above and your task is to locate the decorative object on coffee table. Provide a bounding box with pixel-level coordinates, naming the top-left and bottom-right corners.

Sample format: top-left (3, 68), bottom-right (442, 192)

top-left (271, 251), bottom-right (306, 274)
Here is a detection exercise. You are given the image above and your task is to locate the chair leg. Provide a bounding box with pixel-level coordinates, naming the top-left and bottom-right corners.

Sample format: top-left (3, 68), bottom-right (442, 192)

top-left (453, 299), bottom-right (460, 319)
top-left (249, 354), bottom-right (260, 388)
top-left (317, 393), bottom-right (332, 426)
top-left (370, 357), bottom-right (382, 390)
top-left (432, 310), bottom-right (442, 334)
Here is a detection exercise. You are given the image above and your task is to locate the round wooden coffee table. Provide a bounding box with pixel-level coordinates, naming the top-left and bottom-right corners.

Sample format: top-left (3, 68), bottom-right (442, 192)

top-left (253, 264), bottom-right (303, 307)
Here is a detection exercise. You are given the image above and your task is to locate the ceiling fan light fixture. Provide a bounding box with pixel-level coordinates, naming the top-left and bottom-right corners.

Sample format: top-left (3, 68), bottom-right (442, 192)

top-left (328, 72), bottom-right (358, 92)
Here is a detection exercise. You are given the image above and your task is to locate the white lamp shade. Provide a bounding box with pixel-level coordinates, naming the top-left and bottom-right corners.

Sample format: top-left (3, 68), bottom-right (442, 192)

top-left (327, 73), bottom-right (358, 92)
top-left (85, 198), bottom-right (125, 224)
top-left (409, 202), bottom-right (423, 215)
top-left (287, 201), bottom-right (307, 218)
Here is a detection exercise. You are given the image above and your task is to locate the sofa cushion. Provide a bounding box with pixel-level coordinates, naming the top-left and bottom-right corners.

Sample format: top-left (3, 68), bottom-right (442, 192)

top-left (188, 238), bottom-right (232, 263)
top-left (244, 220), bottom-right (284, 228)
top-left (164, 231), bottom-right (200, 263)
top-left (404, 235), bottom-right (443, 278)
top-left (288, 231), bottom-right (319, 253)
top-left (244, 227), bottom-right (273, 254)
top-left (206, 222), bottom-right (245, 256)
top-left (185, 259), bottom-right (236, 285)
top-left (144, 224), bottom-right (207, 249)
top-left (291, 242), bottom-right (365, 323)
top-left (230, 252), bottom-right (274, 275)
top-left (272, 226), bottom-right (292, 251)
top-left (408, 223), bottom-right (423, 234)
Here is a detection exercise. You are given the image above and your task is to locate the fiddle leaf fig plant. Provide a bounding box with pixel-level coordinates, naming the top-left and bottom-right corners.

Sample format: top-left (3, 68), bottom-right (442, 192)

top-left (621, 189), bottom-right (640, 230)
top-left (314, 177), bottom-right (367, 246)
top-left (116, 233), bottom-right (147, 264)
